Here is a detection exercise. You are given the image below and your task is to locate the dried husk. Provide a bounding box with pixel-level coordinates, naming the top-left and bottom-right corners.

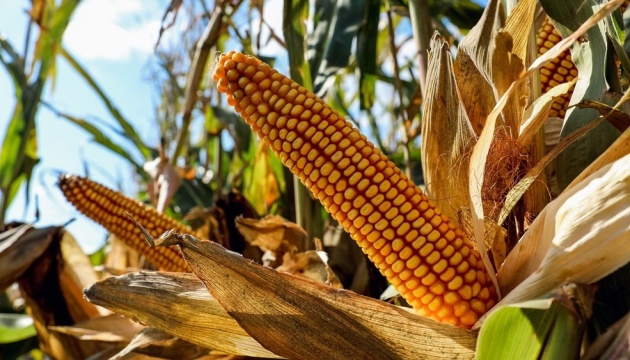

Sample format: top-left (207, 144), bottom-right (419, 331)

top-left (422, 34), bottom-right (476, 221)
top-left (146, 232), bottom-right (477, 360)
top-left (84, 271), bottom-right (280, 359)
top-left (481, 153), bottom-right (630, 327)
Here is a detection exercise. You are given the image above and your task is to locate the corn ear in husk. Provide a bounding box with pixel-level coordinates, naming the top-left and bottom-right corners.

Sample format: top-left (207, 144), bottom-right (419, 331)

top-left (421, 34), bottom-right (475, 221)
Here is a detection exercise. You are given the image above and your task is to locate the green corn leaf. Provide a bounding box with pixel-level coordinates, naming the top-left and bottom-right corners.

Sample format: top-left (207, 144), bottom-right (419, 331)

top-left (51, 110), bottom-right (144, 174)
top-left (357, 0), bottom-right (380, 109)
top-left (283, 0), bottom-right (312, 89)
top-left (60, 48), bottom-right (152, 160)
top-left (477, 284), bottom-right (592, 360)
top-left (308, 0), bottom-right (366, 96)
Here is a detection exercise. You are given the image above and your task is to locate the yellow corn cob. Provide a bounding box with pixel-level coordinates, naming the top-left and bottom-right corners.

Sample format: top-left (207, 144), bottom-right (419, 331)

top-left (57, 174), bottom-right (192, 272)
top-left (536, 17), bottom-right (576, 119)
top-left (213, 52), bottom-right (497, 328)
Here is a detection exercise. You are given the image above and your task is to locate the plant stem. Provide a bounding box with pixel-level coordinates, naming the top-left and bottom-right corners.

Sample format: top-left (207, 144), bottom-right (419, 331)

top-left (385, 1), bottom-right (412, 179)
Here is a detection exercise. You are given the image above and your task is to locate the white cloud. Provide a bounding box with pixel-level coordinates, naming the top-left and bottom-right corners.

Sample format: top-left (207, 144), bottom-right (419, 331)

top-left (63, 0), bottom-right (164, 61)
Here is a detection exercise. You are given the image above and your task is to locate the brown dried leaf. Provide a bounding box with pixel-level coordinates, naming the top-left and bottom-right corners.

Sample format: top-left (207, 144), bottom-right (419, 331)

top-left (156, 233), bottom-right (477, 360)
top-left (48, 314), bottom-right (143, 343)
top-left (0, 224), bottom-right (49, 291)
top-left (17, 227), bottom-right (101, 359)
top-left (84, 272), bottom-right (279, 359)
top-left (276, 251), bottom-right (337, 286)
top-left (59, 231), bottom-right (109, 318)
top-left (422, 34), bottom-right (476, 220)
top-left (453, 0), bottom-right (504, 134)
top-left (519, 79), bottom-right (577, 145)
top-left (235, 215), bottom-right (305, 254)
top-left (468, 0), bottom-right (624, 301)
top-left (112, 327), bottom-right (209, 360)
top-left (105, 234), bottom-right (144, 273)
top-left (575, 99), bottom-right (630, 133)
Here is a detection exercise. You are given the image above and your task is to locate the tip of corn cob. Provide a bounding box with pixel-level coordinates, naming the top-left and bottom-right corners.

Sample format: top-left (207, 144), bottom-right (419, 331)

top-left (57, 174), bottom-right (190, 272)
top-left (212, 51), bottom-right (497, 328)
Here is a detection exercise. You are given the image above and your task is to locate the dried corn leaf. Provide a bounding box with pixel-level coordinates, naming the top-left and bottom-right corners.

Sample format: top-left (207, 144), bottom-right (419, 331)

top-left (490, 0), bottom-right (535, 131)
top-left (105, 234), bottom-right (144, 273)
top-left (112, 327), bottom-right (209, 360)
top-left (148, 232), bottom-right (477, 360)
top-left (16, 226), bottom-right (101, 359)
top-left (575, 99), bottom-right (630, 133)
top-left (543, 0), bottom-right (626, 190)
top-left (276, 251), bottom-right (333, 285)
top-left (0, 224), bottom-right (48, 291)
top-left (144, 157), bottom-right (182, 214)
top-left (453, 0), bottom-right (504, 134)
top-left (498, 113), bottom-right (608, 226)
top-left (483, 153), bottom-right (630, 327)
top-left (59, 231), bottom-right (109, 319)
top-left (518, 79), bottom-right (577, 145)
top-left (422, 34), bottom-right (476, 220)
top-left (48, 314), bottom-right (143, 343)
top-left (235, 215), bottom-right (305, 254)
top-left (84, 272), bottom-right (279, 359)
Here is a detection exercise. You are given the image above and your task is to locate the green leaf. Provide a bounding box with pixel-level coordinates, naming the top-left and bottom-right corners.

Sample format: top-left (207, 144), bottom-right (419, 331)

top-left (60, 48), bottom-right (152, 160)
top-left (356, 0), bottom-right (380, 109)
top-left (283, 0), bottom-right (312, 89)
top-left (51, 110), bottom-right (144, 174)
top-left (477, 300), bottom-right (579, 360)
top-left (32, 0), bottom-right (80, 83)
top-left (88, 242), bottom-right (108, 267)
top-left (0, 314), bottom-right (36, 344)
top-left (308, 0), bottom-right (367, 96)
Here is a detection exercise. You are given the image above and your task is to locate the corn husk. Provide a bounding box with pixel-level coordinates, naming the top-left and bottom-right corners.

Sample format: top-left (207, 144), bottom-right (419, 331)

top-left (84, 271), bottom-right (280, 359)
top-left (421, 34), bottom-right (475, 220)
top-left (139, 231), bottom-right (478, 360)
top-left (480, 153), bottom-right (630, 327)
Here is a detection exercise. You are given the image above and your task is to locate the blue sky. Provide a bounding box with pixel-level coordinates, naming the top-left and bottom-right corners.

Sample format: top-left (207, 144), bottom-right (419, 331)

top-left (0, 0), bottom-right (288, 253)
top-left (0, 0), bottom-right (172, 252)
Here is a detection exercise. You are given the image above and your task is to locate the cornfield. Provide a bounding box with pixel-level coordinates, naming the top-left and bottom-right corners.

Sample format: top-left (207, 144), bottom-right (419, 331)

top-left (2, 0), bottom-right (630, 359)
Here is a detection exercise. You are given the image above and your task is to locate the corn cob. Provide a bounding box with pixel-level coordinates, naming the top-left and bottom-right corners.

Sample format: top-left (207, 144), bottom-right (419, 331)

top-left (536, 17), bottom-right (577, 119)
top-left (57, 174), bottom-right (192, 272)
top-left (213, 52), bottom-right (497, 328)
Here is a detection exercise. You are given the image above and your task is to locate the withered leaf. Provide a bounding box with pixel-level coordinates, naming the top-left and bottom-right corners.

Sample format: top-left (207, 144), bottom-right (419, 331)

top-left (276, 251), bottom-right (341, 287)
top-left (422, 34), bottom-right (476, 221)
top-left (0, 224), bottom-right (52, 291)
top-left (235, 215), bottom-right (306, 254)
top-left (158, 233), bottom-right (477, 360)
top-left (84, 272), bottom-right (280, 359)
top-left (48, 314), bottom-right (143, 343)
top-left (112, 327), bottom-right (209, 360)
